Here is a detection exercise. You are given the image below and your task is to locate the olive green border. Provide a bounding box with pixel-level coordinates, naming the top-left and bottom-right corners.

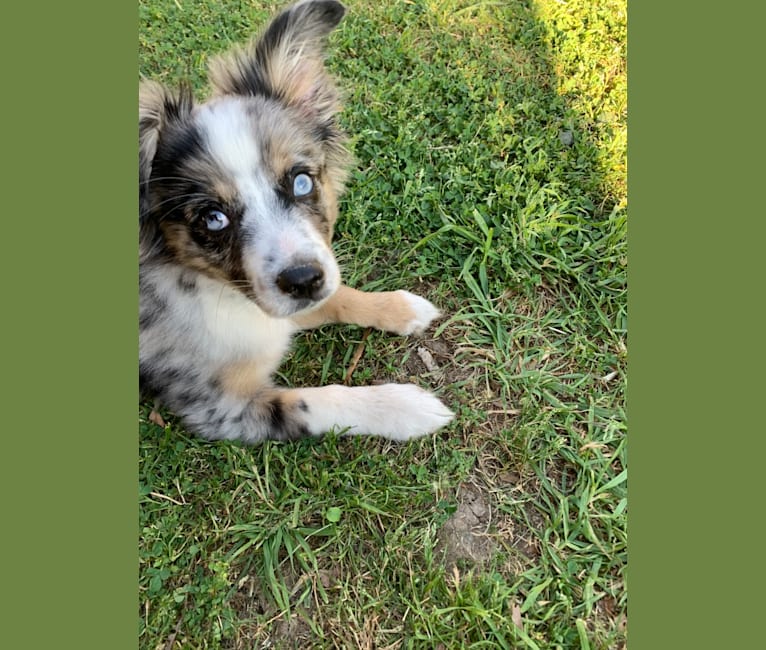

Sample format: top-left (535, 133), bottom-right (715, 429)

top-left (6, 0), bottom-right (763, 646)
top-left (630, 2), bottom-right (763, 647)
top-left (3, 3), bottom-right (136, 647)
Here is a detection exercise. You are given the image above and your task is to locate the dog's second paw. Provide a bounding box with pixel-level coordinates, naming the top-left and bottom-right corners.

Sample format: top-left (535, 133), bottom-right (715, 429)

top-left (363, 383), bottom-right (454, 441)
top-left (294, 383), bottom-right (454, 441)
top-left (395, 291), bottom-right (442, 336)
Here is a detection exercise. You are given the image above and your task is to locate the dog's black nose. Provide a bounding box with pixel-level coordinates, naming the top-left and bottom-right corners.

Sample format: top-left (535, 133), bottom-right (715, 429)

top-left (276, 264), bottom-right (325, 300)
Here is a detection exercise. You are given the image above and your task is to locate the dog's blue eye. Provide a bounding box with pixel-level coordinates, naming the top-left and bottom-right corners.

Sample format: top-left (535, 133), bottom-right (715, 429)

top-left (293, 173), bottom-right (314, 198)
top-left (205, 210), bottom-right (229, 231)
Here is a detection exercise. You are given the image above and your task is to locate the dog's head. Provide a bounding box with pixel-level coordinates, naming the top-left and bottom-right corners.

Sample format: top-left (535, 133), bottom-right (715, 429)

top-left (139, 0), bottom-right (349, 317)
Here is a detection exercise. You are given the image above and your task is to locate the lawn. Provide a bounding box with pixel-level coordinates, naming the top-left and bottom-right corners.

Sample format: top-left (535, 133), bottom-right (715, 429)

top-left (138, 0), bottom-right (627, 648)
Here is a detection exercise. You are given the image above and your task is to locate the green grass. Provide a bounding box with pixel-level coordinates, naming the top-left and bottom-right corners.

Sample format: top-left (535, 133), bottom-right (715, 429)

top-left (139, 0), bottom-right (627, 648)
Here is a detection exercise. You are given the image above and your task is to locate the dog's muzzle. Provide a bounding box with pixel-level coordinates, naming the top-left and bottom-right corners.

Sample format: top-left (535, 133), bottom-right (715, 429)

top-left (276, 263), bottom-right (325, 301)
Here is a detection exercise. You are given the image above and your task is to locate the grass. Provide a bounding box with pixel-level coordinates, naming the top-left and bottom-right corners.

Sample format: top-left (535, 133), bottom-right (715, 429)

top-left (139, 0), bottom-right (627, 648)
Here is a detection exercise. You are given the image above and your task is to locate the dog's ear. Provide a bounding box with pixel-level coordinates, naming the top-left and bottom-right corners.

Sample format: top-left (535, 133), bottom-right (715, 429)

top-left (208, 0), bottom-right (345, 119)
top-left (138, 81), bottom-right (194, 219)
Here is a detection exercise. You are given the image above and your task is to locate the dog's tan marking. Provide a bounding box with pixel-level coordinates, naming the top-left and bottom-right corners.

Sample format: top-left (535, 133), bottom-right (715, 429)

top-left (276, 389), bottom-right (314, 412)
top-left (264, 120), bottom-right (319, 174)
top-left (160, 223), bottom-right (230, 282)
top-left (211, 176), bottom-right (239, 207)
top-left (217, 360), bottom-right (271, 398)
top-left (293, 284), bottom-right (418, 332)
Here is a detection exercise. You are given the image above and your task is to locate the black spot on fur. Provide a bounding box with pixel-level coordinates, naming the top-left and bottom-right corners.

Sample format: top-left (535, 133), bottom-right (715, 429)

top-left (205, 408), bottom-right (227, 429)
top-left (152, 123), bottom-right (205, 184)
top-left (140, 84), bottom-right (196, 222)
top-left (164, 83), bottom-right (195, 122)
top-left (139, 364), bottom-right (153, 395)
top-left (312, 119), bottom-right (339, 144)
top-left (269, 397), bottom-right (285, 430)
top-left (174, 389), bottom-right (206, 411)
top-left (176, 271), bottom-right (197, 293)
top-left (305, 0), bottom-right (346, 31)
top-left (274, 183), bottom-right (294, 211)
top-left (297, 400), bottom-right (309, 413)
top-left (282, 423), bottom-right (311, 441)
top-left (265, 396), bottom-right (311, 441)
top-left (139, 308), bottom-right (158, 330)
top-left (139, 273), bottom-right (168, 311)
top-left (163, 367), bottom-right (186, 384)
top-left (143, 114), bottom-right (206, 231)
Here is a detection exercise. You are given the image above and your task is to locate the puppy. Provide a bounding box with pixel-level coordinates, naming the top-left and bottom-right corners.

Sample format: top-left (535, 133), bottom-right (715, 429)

top-left (139, 0), bottom-right (453, 443)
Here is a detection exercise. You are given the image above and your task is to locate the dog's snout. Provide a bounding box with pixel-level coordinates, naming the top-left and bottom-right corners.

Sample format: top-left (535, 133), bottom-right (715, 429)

top-left (276, 264), bottom-right (325, 300)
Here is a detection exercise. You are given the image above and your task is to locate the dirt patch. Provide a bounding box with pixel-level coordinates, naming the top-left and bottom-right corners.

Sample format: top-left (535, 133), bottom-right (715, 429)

top-left (225, 570), bottom-right (318, 650)
top-left (402, 335), bottom-right (459, 387)
top-left (264, 614), bottom-right (313, 650)
top-left (436, 483), bottom-right (497, 570)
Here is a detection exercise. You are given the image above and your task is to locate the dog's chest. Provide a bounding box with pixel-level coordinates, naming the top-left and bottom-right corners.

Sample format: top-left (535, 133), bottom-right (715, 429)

top-left (197, 281), bottom-right (295, 366)
top-left (144, 267), bottom-right (296, 374)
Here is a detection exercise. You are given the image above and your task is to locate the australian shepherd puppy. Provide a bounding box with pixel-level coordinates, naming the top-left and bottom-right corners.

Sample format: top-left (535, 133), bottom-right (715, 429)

top-left (139, 0), bottom-right (453, 444)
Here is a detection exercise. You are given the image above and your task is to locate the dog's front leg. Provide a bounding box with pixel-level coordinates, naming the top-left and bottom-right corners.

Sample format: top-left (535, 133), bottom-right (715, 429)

top-left (292, 284), bottom-right (441, 335)
top-left (176, 383), bottom-right (450, 443)
top-left (195, 362), bottom-right (452, 443)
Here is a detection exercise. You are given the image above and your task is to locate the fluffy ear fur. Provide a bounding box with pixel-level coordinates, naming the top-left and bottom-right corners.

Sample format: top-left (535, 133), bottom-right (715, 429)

top-left (208, 0), bottom-right (345, 120)
top-left (138, 81), bottom-right (194, 220)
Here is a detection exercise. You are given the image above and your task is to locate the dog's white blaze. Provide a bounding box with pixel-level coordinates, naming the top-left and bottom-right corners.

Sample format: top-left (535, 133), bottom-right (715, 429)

top-left (242, 207), bottom-right (340, 317)
top-left (197, 98), bottom-right (265, 182)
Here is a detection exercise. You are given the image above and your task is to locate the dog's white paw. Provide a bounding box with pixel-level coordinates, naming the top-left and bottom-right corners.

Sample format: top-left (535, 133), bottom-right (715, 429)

top-left (397, 291), bottom-right (441, 336)
top-left (296, 383), bottom-right (454, 441)
top-left (357, 383), bottom-right (454, 441)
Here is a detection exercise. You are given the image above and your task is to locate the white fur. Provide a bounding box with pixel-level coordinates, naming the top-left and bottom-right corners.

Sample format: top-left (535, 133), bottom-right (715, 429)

top-left (395, 290), bottom-right (442, 336)
top-left (197, 98), bottom-right (264, 179)
top-left (140, 266), bottom-right (296, 380)
top-left (247, 213), bottom-right (340, 318)
top-left (197, 277), bottom-right (295, 374)
top-left (293, 383), bottom-right (454, 441)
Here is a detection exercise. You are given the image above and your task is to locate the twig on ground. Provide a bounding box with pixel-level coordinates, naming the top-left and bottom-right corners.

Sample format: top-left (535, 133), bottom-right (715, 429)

top-left (344, 329), bottom-right (371, 385)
